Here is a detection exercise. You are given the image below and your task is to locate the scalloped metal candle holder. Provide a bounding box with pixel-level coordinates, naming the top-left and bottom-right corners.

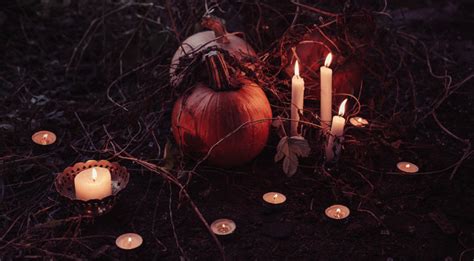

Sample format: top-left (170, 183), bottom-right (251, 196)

top-left (55, 160), bottom-right (129, 217)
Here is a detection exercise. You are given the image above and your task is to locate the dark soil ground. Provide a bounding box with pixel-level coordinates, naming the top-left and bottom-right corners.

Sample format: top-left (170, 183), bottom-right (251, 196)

top-left (1, 0), bottom-right (474, 260)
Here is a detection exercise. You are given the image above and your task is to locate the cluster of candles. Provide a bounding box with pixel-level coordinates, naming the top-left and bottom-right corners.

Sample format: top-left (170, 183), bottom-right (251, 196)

top-left (290, 53), bottom-right (355, 161)
top-left (29, 52), bottom-right (422, 248)
top-left (289, 53), bottom-right (422, 171)
top-left (210, 192), bottom-right (351, 236)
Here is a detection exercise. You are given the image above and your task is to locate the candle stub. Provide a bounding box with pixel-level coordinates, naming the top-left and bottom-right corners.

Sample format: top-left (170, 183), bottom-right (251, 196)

top-left (349, 117), bottom-right (369, 127)
top-left (32, 130), bottom-right (56, 145)
top-left (262, 192), bottom-right (287, 205)
top-left (325, 204), bottom-right (350, 220)
top-left (116, 233), bottom-right (143, 250)
top-left (397, 161), bottom-right (419, 173)
top-left (211, 219), bottom-right (236, 235)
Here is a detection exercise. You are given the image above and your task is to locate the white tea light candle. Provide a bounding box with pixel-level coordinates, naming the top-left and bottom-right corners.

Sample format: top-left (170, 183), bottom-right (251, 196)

top-left (116, 233), bottom-right (143, 250)
top-left (32, 130), bottom-right (56, 145)
top-left (349, 117), bottom-right (369, 127)
top-left (320, 53), bottom-right (333, 133)
top-left (262, 192), bottom-right (287, 205)
top-left (291, 60), bottom-right (305, 136)
top-left (211, 219), bottom-right (236, 235)
top-left (397, 161), bottom-right (419, 173)
top-left (325, 204), bottom-right (350, 220)
top-left (74, 167), bottom-right (112, 201)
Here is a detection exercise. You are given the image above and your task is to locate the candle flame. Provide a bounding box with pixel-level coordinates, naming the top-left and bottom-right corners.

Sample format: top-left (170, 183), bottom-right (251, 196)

top-left (294, 60), bottom-right (300, 77)
top-left (357, 118), bottom-right (362, 123)
top-left (335, 208), bottom-right (342, 218)
top-left (405, 163), bottom-right (410, 168)
top-left (41, 133), bottom-right (49, 145)
top-left (218, 223), bottom-right (229, 233)
top-left (324, 53), bottom-right (332, 67)
top-left (127, 237), bottom-right (132, 244)
top-left (338, 99), bottom-right (348, 116)
top-left (273, 194), bottom-right (278, 201)
top-left (91, 168), bottom-right (97, 182)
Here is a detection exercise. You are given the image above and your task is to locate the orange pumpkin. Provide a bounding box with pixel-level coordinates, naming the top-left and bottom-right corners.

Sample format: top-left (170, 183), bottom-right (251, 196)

top-left (172, 51), bottom-right (271, 167)
top-left (170, 15), bottom-right (256, 87)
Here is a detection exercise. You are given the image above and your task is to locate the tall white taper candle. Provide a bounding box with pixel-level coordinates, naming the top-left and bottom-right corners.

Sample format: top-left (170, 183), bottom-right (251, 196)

top-left (320, 53), bottom-right (333, 133)
top-left (291, 60), bottom-right (305, 136)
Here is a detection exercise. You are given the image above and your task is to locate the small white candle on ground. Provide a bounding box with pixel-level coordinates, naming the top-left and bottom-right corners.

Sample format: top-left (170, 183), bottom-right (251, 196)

top-left (116, 233), bottom-right (143, 250)
top-left (349, 117), bottom-right (369, 127)
top-left (211, 219), bottom-right (236, 235)
top-left (291, 60), bottom-right (305, 136)
top-left (325, 99), bottom-right (348, 161)
top-left (397, 161), bottom-right (419, 173)
top-left (74, 167), bottom-right (112, 201)
top-left (320, 53), bottom-right (333, 133)
top-left (32, 130), bottom-right (56, 145)
top-left (325, 204), bottom-right (350, 220)
top-left (262, 192), bottom-right (287, 205)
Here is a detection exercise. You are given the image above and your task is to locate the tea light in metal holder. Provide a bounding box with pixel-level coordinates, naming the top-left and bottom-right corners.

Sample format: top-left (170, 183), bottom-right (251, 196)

top-left (54, 160), bottom-right (129, 217)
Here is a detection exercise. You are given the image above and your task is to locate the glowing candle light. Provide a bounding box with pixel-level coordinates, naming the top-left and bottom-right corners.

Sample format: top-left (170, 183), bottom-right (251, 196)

top-left (262, 192), bottom-right (287, 205)
top-left (397, 161), bottom-right (419, 173)
top-left (325, 204), bottom-right (350, 220)
top-left (211, 219), bottom-right (236, 235)
top-left (291, 60), bottom-right (305, 136)
top-left (32, 130), bottom-right (56, 145)
top-left (325, 99), bottom-right (348, 161)
top-left (116, 233), bottom-right (143, 250)
top-left (349, 117), bottom-right (369, 127)
top-left (74, 167), bottom-right (112, 201)
top-left (320, 53), bottom-right (333, 133)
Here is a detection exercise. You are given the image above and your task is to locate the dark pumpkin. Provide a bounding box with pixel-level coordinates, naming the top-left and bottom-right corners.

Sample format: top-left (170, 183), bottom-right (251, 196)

top-left (285, 14), bottom-right (374, 102)
top-left (172, 52), bottom-right (272, 167)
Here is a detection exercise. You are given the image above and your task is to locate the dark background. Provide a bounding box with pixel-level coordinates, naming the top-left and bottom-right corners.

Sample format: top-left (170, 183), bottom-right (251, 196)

top-left (1, 0), bottom-right (473, 260)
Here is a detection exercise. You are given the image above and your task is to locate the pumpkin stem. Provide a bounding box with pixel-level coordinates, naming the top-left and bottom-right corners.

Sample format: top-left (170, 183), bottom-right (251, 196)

top-left (201, 15), bottom-right (230, 44)
top-left (205, 51), bottom-right (238, 91)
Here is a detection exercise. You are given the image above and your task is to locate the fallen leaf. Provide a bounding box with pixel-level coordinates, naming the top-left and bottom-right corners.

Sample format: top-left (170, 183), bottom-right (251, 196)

top-left (275, 136), bottom-right (310, 177)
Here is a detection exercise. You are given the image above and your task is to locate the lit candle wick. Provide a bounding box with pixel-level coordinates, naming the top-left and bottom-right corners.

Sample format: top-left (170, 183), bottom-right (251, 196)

top-left (357, 118), bottom-right (362, 123)
top-left (127, 237), bottom-right (132, 245)
top-left (272, 193), bottom-right (278, 202)
top-left (219, 223), bottom-right (229, 233)
top-left (91, 168), bottom-right (97, 182)
top-left (405, 164), bottom-right (410, 168)
top-left (335, 208), bottom-right (342, 218)
top-left (42, 133), bottom-right (49, 145)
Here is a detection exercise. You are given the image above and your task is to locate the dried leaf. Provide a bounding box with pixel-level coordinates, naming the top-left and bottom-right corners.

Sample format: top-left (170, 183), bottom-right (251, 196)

top-left (30, 95), bottom-right (49, 106)
top-left (0, 123), bottom-right (14, 132)
top-left (429, 211), bottom-right (456, 234)
top-left (390, 139), bottom-right (402, 149)
top-left (163, 139), bottom-right (179, 170)
top-left (275, 136), bottom-right (310, 177)
top-left (272, 116), bottom-right (286, 138)
top-left (272, 116), bottom-right (283, 128)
